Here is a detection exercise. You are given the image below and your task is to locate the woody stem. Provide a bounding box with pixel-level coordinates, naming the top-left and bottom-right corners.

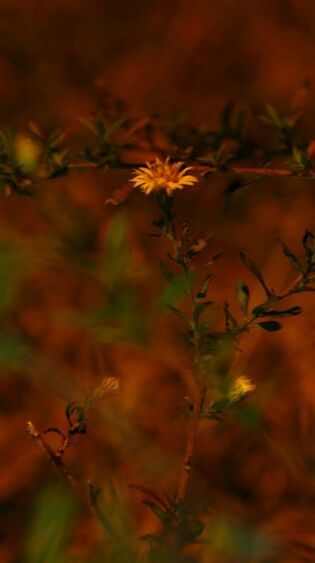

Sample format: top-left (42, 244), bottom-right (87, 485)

top-left (175, 382), bottom-right (207, 504)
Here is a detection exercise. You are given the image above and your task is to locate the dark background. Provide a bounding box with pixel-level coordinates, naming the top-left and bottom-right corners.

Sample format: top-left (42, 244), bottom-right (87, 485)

top-left (1, 2), bottom-right (315, 562)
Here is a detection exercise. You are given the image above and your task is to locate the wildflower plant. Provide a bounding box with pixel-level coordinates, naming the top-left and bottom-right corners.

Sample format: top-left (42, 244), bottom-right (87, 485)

top-left (2, 91), bottom-right (312, 561)
top-left (112, 157), bottom-right (315, 561)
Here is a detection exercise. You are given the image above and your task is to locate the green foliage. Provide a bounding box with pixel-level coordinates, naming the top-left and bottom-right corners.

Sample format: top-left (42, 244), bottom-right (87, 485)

top-left (89, 482), bottom-right (139, 563)
top-left (0, 332), bottom-right (29, 368)
top-left (24, 485), bottom-right (77, 563)
top-left (260, 102), bottom-right (299, 152)
top-left (13, 96), bottom-right (315, 563)
top-left (0, 240), bottom-right (29, 313)
top-left (0, 239), bottom-right (34, 369)
top-left (160, 271), bottom-right (194, 308)
top-left (62, 212), bottom-right (149, 344)
top-left (289, 146), bottom-right (310, 173)
top-left (206, 515), bottom-right (277, 561)
top-left (138, 492), bottom-right (205, 561)
top-left (239, 251), bottom-right (271, 298)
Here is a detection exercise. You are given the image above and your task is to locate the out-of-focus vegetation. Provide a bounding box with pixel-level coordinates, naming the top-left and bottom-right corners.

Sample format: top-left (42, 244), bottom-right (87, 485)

top-left (1, 2), bottom-right (315, 563)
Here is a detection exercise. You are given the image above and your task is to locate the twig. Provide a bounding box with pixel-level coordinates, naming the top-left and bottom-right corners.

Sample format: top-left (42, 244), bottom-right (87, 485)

top-left (175, 384), bottom-right (207, 504)
top-left (26, 420), bottom-right (86, 502)
top-left (197, 164), bottom-right (315, 179)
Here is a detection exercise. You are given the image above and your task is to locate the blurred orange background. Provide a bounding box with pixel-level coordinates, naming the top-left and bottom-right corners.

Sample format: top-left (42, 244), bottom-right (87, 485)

top-left (1, 2), bottom-right (315, 562)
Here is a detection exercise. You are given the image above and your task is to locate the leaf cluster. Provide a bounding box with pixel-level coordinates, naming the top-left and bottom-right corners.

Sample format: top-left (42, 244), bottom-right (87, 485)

top-left (1, 87), bottom-right (315, 198)
top-left (129, 485), bottom-right (204, 560)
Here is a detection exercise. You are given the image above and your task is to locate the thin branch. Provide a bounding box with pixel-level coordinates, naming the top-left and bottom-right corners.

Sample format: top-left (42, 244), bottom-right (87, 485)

top-left (26, 420), bottom-right (86, 502)
top-left (175, 384), bottom-right (207, 505)
top-left (197, 164), bottom-right (315, 179)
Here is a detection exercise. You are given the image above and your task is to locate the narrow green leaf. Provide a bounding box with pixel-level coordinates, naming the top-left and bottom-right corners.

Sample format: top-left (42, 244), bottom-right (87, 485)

top-left (24, 486), bottom-right (76, 563)
top-left (292, 147), bottom-right (302, 164)
top-left (265, 103), bottom-right (281, 126)
top-left (239, 252), bottom-right (271, 297)
top-left (209, 397), bottom-right (231, 413)
top-left (279, 240), bottom-right (303, 272)
top-left (143, 500), bottom-right (169, 524)
top-left (196, 273), bottom-right (213, 300)
top-left (235, 281), bottom-right (250, 315)
top-left (302, 230), bottom-right (314, 252)
top-left (76, 116), bottom-right (98, 135)
top-left (167, 304), bottom-right (189, 322)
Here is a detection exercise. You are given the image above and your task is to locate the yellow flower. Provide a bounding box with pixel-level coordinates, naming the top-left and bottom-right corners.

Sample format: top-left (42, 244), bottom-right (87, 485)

top-left (15, 135), bottom-right (40, 174)
top-left (88, 377), bottom-right (120, 403)
top-left (130, 157), bottom-right (198, 196)
top-left (229, 375), bottom-right (256, 402)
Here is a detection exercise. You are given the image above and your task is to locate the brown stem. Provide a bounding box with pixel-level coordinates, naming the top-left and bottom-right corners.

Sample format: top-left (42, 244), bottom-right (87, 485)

top-left (197, 164), bottom-right (315, 179)
top-left (27, 420), bottom-right (125, 548)
top-left (175, 384), bottom-right (207, 505)
top-left (26, 420), bottom-right (86, 502)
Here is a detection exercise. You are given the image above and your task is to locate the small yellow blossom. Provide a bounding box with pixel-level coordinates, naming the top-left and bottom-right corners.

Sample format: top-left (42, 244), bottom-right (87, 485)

top-left (15, 135), bottom-right (40, 173)
top-left (229, 375), bottom-right (256, 402)
top-left (130, 157), bottom-right (198, 196)
top-left (88, 377), bottom-right (120, 403)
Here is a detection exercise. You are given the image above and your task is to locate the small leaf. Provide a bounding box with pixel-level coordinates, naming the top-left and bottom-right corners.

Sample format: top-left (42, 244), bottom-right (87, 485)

top-left (292, 147), bottom-right (302, 164)
top-left (209, 397), bottom-right (231, 412)
top-left (122, 116), bottom-right (152, 142)
top-left (196, 273), bottom-right (213, 299)
top-left (279, 240), bottom-right (303, 272)
top-left (239, 252), bottom-right (271, 297)
top-left (28, 120), bottom-right (42, 138)
top-left (235, 281), bottom-right (250, 315)
top-left (189, 237), bottom-right (207, 257)
top-left (143, 500), bottom-right (170, 524)
top-left (65, 402), bottom-right (87, 433)
top-left (167, 304), bottom-right (189, 322)
top-left (251, 304), bottom-right (267, 317)
top-left (265, 103), bottom-right (281, 126)
top-left (257, 320), bottom-right (282, 331)
top-left (263, 306), bottom-right (302, 317)
top-left (129, 484), bottom-right (169, 511)
top-left (302, 230), bottom-right (314, 252)
top-left (182, 519), bottom-right (205, 542)
top-left (76, 116), bottom-right (98, 135)
top-left (205, 252), bottom-right (224, 267)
